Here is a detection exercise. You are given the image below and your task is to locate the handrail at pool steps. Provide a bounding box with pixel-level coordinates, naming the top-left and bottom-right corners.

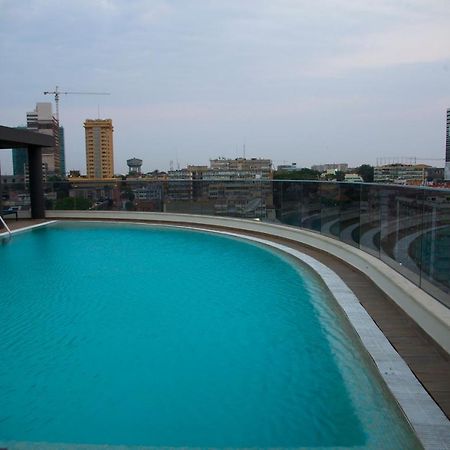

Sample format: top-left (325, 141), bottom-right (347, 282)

top-left (0, 214), bottom-right (12, 238)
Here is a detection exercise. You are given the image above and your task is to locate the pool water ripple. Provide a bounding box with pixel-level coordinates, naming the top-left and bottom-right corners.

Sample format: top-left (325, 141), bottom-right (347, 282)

top-left (0, 222), bottom-right (421, 448)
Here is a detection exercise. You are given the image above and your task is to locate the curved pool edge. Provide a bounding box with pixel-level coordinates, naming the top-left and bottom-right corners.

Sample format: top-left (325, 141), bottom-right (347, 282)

top-left (176, 224), bottom-right (450, 450)
top-left (5, 216), bottom-right (450, 449)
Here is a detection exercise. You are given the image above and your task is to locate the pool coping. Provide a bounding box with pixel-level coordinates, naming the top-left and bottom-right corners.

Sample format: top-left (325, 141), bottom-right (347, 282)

top-left (2, 219), bottom-right (449, 449)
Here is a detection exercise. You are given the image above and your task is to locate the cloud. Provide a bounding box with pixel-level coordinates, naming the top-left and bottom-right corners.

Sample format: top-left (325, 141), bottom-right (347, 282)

top-left (1, 0), bottom-right (449, 173)
top-left (308, 20), bottom-right (450, 76)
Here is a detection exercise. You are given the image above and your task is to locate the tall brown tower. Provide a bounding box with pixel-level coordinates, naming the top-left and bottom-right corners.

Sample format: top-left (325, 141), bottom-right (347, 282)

top-left (84, 119), bottom-right (114, 179)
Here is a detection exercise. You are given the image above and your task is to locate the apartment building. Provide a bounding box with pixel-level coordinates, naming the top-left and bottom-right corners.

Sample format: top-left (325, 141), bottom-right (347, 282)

top-left (84, 119), bottom-right (114, 179)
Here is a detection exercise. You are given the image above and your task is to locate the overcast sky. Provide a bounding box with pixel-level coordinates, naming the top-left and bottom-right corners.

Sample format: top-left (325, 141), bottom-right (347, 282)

top-left (1, 0), bottom-right (450, 174)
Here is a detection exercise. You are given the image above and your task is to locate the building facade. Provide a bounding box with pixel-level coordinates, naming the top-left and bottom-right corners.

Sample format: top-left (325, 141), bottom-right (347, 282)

top-left (84, 119), bottom-right (114, 179)
top-left (277, 163), bottom-right (298, 172)
top-left (12, 148), bottom-right (28, 176)
top-left (59, 126), bottom-right (66, 177)
top-left (26, 103), bottom-right (61, 176)
top-left (165, 158), bottom-right (273, 218)
top-left (445, 108), bottom-right (450, 181)
top-left (311, 163), bottom-right (348, 172)
top-left (374, 164), bottom-right (429, 184)
top-left (209, 157), bottom-right (272, 178)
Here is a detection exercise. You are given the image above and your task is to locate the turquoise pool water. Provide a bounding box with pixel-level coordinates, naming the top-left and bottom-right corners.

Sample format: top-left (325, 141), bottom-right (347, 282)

top-left (0, 222), bottom-right (420, 448)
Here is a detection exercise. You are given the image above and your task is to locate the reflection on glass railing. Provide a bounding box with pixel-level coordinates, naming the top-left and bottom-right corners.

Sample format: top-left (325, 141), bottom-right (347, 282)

top-left (2, 179), bottom-right (449, 307)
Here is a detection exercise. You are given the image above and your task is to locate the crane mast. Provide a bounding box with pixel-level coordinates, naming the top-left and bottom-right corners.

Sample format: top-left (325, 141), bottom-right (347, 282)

top-left (43, 85), bottom-right (110, 122)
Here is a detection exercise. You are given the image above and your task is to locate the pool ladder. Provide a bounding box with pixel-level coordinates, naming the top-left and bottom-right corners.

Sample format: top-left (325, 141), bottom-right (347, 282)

top-left (0, 215), bottom-right (12, 239)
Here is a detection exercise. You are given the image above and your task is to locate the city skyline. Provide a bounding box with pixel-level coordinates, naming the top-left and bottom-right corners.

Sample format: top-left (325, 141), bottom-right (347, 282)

top-left (1, 1), bottom-right (450, 174)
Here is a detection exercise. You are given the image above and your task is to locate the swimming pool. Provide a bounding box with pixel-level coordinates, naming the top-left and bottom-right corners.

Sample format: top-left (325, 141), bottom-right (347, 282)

top-left (0, 221), bottom-right (421, 448)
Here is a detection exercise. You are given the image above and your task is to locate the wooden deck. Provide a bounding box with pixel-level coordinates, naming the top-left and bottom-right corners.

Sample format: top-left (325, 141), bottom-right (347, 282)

top-left (2, 218), bottom-right (450, 420)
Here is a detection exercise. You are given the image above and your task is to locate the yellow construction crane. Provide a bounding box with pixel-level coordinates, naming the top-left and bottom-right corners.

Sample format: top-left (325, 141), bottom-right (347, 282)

top-left (43, 85), bottom-right (110, 122)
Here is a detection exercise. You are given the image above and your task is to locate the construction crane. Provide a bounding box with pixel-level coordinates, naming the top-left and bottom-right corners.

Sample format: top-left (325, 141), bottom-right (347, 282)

top-left (43, 85), bottom-right (110, 122)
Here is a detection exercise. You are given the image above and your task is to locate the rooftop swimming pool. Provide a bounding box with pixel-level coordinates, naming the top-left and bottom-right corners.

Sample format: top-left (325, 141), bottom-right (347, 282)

top-left (0, 222), bottom-right (421, 448)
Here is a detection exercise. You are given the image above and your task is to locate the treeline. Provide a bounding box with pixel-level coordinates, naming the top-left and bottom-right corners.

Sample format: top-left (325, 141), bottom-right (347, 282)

top-left (274, 164), bottom-right (374, 182)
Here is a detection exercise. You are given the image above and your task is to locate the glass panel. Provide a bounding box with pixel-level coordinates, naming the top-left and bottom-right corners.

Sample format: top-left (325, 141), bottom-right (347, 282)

top-left (339, 183), bottom-right (361, 248)
top-left (124, 180), bottom-right (164, 212)
top-left (275, 180), bottom-right (303, 227)
top-left (320, 183), bottom-right (340, 238)
top-left (1, 181), bottom-right (29, 216)
top-left (359, 184), bottom-right (381, 257)
top-left (300, 182), bottom-right (321, 232)
top-left (419, 189), bottom-right (450, 307)
top-left (261, 180), bottom-right (274, 221)
top-left (379, 185), bottom-right (423, 286)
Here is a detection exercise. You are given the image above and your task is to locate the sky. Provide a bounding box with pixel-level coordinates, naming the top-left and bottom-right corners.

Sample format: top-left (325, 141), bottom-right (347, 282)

top-left (1, 0), bottom-right (450, 174)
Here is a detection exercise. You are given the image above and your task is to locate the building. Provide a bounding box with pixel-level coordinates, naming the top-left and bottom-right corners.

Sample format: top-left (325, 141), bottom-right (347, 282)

top-left (425, 167), bottom-right (445, 184)
top-left (164, 158), bottom-right (274, 218)
top-left (311, 163), bottom-right (348, 172)
top-left (167, 169), bottom-right (194, 201)
top-left (344, 173), bottom-right (363, 182)
top-left (209, 157), bottom-right (272, 177)
top-left (12, 148), bottom-right (28, 176)
top-left (59, 126), bottom-right (66, 177)
top-left (84, 119), bottom-right (114, 179)
top-left (445, 108), bottom-right (450, 181)
top-left (11, 127), bottom-right (27, 176)
top-left (374, 164), bottom-right (429, 184)
top-left (277, 163), bottom-right (298, 172)
top-left (27, 103), bottom-right (61, 176)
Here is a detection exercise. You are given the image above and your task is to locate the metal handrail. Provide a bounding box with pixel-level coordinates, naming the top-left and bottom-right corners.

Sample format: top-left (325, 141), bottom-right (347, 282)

top-left (0, 215), bottom-right (12, 238)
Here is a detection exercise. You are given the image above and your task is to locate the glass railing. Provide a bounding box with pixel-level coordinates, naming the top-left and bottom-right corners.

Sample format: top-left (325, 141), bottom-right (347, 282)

top-left (2, 178), bottom-right (449, 307)
top-left (274, 180), bottom-right (450, 307)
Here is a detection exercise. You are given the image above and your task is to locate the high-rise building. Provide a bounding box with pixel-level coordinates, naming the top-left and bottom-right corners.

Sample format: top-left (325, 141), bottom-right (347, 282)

top-left (12, 148), bottom-right (27, 176)
top-left (445, 108), bottom-right (450, 181)
top-left (12, 127), bottom-right (28, 176)
top-left (84, 119), bottom-right (114, 179)
top-left (26, 103), bottom-right (61, 176)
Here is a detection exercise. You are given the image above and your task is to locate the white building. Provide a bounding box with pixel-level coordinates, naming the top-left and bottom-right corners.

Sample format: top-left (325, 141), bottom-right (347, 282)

top-left (26, 103), bottom-right (61, 175)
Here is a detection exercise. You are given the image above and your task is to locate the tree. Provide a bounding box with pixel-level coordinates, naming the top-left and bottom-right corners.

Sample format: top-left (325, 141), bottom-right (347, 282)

top-left (54, 197), bottom-right (92, 210)
top-left (357, 164), bottom-right (374, 182)
top-left (274, 168), bottom-right (321, 180)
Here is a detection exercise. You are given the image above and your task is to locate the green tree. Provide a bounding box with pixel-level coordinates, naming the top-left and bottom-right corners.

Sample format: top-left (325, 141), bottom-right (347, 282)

top-left (357, 164), bottom-right (374, 182)
top-left (274, 168), bottom-right (320, 180)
